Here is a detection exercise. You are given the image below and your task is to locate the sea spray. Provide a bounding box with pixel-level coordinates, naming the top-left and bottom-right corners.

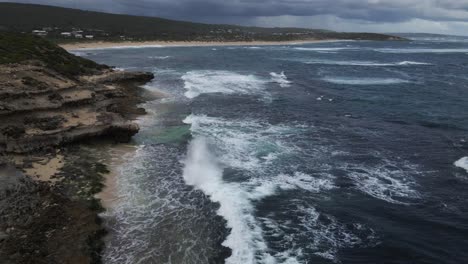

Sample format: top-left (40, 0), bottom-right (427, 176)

top-left (182, 137), bottom-right (273, 264)
top-left (270, 72), bottom-right (292, 88)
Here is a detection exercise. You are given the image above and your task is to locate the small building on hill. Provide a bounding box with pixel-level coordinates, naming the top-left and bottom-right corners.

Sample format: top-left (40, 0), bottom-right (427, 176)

top-left (32, 30), bottom-right (47, 37)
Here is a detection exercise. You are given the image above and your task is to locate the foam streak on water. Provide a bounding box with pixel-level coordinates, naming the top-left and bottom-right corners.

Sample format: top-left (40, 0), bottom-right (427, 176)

top-left (303, 59), bottom-right (431, 66)
top-left (322, 77), bottom-right (410, 85)
top-left (375, 48), bottom-right (468, 53)
top-left (182, 70), bottom-right (266, 99)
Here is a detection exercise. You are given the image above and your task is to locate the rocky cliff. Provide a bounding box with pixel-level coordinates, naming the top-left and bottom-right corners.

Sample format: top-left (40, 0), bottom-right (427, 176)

top-left (0, 63), bottom-right (153, 153)
top-left (0, 32), bottom-right (154, 264)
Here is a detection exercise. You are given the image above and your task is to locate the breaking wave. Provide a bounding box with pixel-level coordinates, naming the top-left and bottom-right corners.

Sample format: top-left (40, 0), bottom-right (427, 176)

top-left (182, 114), bottom-right (376, 263)
top-left (270, 71), bottom-right (292, 87)
top-left (455, 157), bottom-right (468, 173)
top-left (182, 70), bottom-right (267, 99)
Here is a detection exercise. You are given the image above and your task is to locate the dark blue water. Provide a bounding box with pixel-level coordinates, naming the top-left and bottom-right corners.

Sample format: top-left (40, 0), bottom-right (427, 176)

top-left (78, 37), bottom-right (468, 264)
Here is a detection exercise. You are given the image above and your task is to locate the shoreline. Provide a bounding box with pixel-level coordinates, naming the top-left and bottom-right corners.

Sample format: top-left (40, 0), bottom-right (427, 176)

top-left (60, 39), bottom-right (336, 50)
top-left (0, 31), bottom-right (156, 263)
top-left (95, 144), bottom-right (138, 209)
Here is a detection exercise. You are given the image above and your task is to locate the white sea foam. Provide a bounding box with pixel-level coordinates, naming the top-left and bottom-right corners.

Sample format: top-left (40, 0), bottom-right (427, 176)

top-left (182, 138), bottom-right (337, 263)
top-left (304, 59), bottom-right (431, 66)
top-left (345, 160), bottom-right (421, 204)
top-left (294, 47), bottom-right (351, 52)
top-left (375, 48), bottom-right (468, 53)
top-left (260, 203), bottom-right (377, 263)
top-left (181, 70), bottom-right (267, 99)
top-left (454, 157), bottom-right (468, 173)
top-left (322, 77), bottom-right (410, 85)
top-left (398, 61), bottom-right (432, 65)
top-left (148, 55), bottom-right (171, 59)
top-left (247, 172), bottom-right (336, 202)
top-left (183, 115), bottom-right (340, 263)
top-left (183, 114), bottom-right (292, 171)
top-left (270, 71), bottom-right (292, 87)
top-left (70, 51), bottom-right (91, 57)
top-left (182, 138), bottom-right (267, 264)
top-left (182, 138), bottom-right (273, 264)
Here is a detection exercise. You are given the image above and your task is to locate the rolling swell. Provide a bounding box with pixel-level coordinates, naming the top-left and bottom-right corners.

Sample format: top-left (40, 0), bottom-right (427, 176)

top-left (84, 36), bottom-right (468, 264)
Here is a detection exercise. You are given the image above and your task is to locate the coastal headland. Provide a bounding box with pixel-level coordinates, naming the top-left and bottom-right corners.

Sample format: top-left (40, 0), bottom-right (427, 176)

top-left (0, 32), bottom-right (154, 264)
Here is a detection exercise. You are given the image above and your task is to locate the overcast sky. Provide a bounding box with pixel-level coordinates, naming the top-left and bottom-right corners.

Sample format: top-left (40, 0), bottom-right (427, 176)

top-left (5, 0), bottom-right (468, 35)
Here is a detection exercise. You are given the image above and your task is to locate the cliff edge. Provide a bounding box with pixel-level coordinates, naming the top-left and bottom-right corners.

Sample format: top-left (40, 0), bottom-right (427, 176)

top-left (0, 32), bottom-right (154, 264)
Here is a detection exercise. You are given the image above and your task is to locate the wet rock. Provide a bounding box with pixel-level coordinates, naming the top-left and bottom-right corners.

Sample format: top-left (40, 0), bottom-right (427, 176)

top-left (107, 122), bottom-right (140, 143)
top-left (94, 71), bottom-right (154, 84)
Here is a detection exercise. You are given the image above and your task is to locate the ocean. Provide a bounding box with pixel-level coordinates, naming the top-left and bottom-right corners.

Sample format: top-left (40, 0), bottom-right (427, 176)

top-left (78, 36), bottom-right (468, 264)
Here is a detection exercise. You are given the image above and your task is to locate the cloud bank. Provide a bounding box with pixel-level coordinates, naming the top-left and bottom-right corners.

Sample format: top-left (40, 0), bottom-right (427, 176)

top-left (4, 0), bottom-right (468, 35)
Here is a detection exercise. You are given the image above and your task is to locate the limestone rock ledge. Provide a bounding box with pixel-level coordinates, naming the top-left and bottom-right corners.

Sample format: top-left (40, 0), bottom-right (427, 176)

top-left (0, 63), bottom-right (154, 154)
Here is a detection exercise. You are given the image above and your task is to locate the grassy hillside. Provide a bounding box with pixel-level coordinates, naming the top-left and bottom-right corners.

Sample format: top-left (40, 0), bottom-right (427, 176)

top-left (0, 31), bottom-right (107, 76)
top-left (0, 3), bottom-right (404, 42)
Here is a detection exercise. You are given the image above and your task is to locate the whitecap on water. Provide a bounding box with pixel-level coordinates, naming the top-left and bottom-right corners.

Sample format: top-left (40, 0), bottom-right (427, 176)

top-left (375, 48), bottom-right (468, 53)
top-left (344, 159), bottom-right (421, 204)
top-left (182, 114), bottom-right (379, 263)
top-left (182, 70), bottom-right (267, 99)
top-left (322, 77), bottom-right (410, 85)
top-left (270, 72), bottom-right (292, 88)
top-left (183, 137), bottom-right (271, 264)
top-left (70, 50), bottom-right (91, 57)
top-left (304, 59), bottom-right (431, 66)
top-left (260, 202), bottom-right (378, 263)
top-left (182, 137), bottom-right (343, 264)
top-left (183, 114), bottom-right (296, 172)
top-left (454, 157), bottom-right (468, 173)
top-left (293, 47), bottom-right (351, 52)
top-left (148, 55), bottom-right (171, 59)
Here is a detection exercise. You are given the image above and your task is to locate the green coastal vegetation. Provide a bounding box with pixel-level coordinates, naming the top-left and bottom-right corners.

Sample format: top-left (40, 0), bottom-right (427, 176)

top-left (0, 31), bottom-right (106, 76)
top-left (0, 3), bottom-right (405, 43)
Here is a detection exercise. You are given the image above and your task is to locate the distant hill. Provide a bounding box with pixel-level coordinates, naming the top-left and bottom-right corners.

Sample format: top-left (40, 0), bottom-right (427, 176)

top-left (0, 3), bottom-right (405, 42)
top-left (390, 33), bottom-right (468, 41)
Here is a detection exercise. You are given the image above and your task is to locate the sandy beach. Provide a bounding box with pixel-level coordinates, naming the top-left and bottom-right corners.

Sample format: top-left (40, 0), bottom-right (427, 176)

top-left (96, 144), bottom-right (139, 209)
top-left (60, 39), bottom-right (330, 50)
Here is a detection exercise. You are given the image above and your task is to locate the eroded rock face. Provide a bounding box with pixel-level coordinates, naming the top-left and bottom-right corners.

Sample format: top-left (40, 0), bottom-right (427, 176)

top-left (0, 169), bottom-right (104, 264)
top-left (0, 64), bottom-right (154, 153)
top-left (0, 34), bottom-right (155, 264)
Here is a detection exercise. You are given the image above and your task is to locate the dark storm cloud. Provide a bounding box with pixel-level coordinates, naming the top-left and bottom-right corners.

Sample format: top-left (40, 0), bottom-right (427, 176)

top-left (95, 0), bottom-right (468, 23)
top-left (4, 0), bottom-right (468, 28)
